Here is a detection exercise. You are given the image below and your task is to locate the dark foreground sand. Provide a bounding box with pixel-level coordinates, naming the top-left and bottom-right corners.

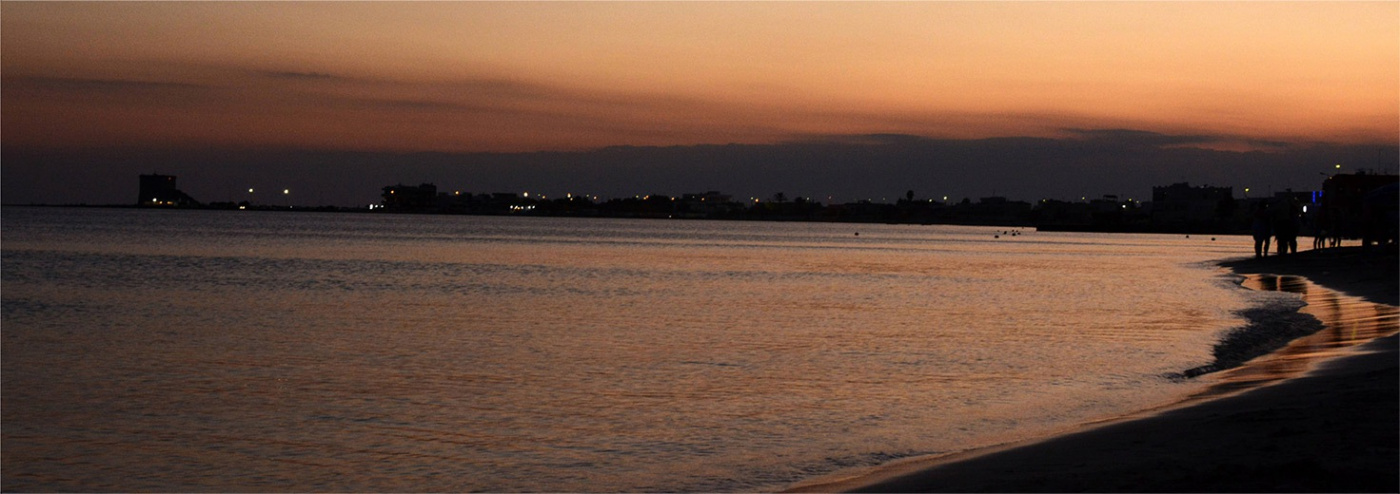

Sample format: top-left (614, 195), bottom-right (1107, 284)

top-left (791, 246), bottom-right (1398, 493)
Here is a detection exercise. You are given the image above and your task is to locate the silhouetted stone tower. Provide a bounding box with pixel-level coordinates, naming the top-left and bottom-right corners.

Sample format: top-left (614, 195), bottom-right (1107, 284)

top-left (137, 174), bottom-right (198, 206)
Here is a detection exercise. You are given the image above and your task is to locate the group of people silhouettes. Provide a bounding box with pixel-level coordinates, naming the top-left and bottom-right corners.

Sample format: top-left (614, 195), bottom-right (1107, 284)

top-left (1250, 198), bottom-right (1302, 257)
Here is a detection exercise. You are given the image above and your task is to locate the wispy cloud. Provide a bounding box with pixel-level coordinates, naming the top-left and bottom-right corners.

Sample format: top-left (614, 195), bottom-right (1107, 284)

top-left (0, 65), bottom-right (1337, 154)
top-left (6, 75), bottom-right (208, 93)
top-left (1059, 128), bottom-right (1304, 153)
top-left (259, 70), bottom-right (339, 81)
top-left (1064, 128), bottom-right (1215, 147)
top-left (344, 97), bottom-right (493, 113)
top-left (1243, 138), bottom-right (1293, 150)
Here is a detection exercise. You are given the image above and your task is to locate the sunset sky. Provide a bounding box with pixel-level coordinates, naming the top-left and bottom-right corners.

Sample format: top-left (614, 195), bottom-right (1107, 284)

top-left (2, 2), bottom-right (1397, 205)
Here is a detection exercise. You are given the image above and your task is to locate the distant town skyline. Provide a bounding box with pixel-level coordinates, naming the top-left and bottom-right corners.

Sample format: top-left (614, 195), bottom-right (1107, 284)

top-left (5, 134), bottom-right (1395, 208)
top-left (2, 2), bottom-right (1396, 206)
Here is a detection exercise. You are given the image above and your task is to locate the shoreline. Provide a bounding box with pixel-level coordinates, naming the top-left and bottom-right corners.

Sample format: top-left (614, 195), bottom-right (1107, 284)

top-left (788, 246), bottom-right (1398, 493)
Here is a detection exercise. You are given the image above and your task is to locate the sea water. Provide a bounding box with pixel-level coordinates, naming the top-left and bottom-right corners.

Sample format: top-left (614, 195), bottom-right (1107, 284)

top-left (3, 207), bottom-right (1263, 491)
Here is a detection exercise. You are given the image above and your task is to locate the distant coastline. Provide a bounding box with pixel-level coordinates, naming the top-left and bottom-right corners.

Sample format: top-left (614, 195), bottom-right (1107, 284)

top-left (15, 169), bottom-right (1392, 239)
top-left (0, 198), bottom-right (1287, 236)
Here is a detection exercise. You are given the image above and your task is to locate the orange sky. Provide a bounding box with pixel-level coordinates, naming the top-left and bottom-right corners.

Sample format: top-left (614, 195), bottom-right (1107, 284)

top-left (3, 2), bottom-right (1396, 152)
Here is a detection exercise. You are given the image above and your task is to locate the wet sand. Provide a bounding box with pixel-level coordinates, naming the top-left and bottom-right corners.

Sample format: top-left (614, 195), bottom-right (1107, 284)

top-left (790, 246), bottom-right (1398, 493)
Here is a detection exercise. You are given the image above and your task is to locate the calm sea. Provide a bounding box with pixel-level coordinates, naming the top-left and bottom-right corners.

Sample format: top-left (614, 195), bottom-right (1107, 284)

top-left (3, 207), bottom-right (1265, 492)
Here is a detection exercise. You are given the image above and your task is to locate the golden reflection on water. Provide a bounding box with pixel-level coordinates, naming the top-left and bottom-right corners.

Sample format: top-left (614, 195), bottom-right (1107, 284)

top-left (0, 209), bottom-right (1295, 492)
top-left (1201, 274), bottom-right (1398, 395)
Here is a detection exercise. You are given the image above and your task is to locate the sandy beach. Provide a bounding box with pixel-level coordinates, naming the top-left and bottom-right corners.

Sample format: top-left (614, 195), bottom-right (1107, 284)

top-left (791, 245), bottom-right (1398, 493)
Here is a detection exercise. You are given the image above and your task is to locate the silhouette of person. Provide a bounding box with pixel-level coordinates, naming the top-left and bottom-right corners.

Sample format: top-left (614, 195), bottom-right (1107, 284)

top-left (1251, 201), bottom-right (1273, 258)
top-left (1312, 209), bottom-right (1328, 250)
top-left (1274, 198), bottom-right (1299, 255)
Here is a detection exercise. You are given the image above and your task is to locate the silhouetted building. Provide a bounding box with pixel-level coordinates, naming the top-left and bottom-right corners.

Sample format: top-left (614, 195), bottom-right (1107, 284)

top-left (679, 191), bottom-right (739, 218)
top-left (137, 174), bottom-right (198, 207)
top-left (434, 189), bottom-right (473, 212)
top-left (961, 196), bottom-right (1033, 224)
top-left (1032, 195), bottom-right (1148, 232)
top-left (1321, 172), bottom-right (1399, 241)
top-left (382, 183), bottom-right (438, 210)
top-left (1150, 183), bottom-right (1234, 232)
top-left (1032, 199), bottom-right (1095, 229)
